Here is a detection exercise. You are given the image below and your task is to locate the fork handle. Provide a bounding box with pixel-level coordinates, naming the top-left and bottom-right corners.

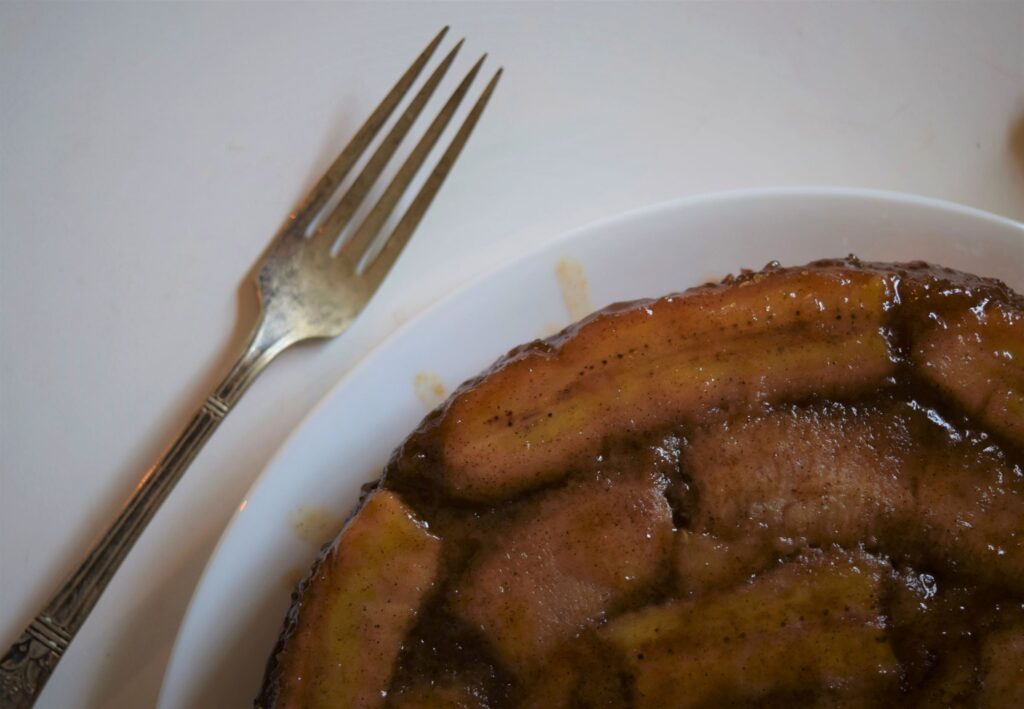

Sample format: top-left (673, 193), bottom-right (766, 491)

top-left (0, 316), bottom-right (290, 709)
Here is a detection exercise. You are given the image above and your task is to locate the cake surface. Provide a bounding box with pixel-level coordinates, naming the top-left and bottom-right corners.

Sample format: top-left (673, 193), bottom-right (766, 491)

top-left (258, 258), bottom-right (1024, 708)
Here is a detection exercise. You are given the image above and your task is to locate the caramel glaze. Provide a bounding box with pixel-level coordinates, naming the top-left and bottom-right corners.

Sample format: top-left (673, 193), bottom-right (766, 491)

top-left (258, 258), bottom-right (1024, 708)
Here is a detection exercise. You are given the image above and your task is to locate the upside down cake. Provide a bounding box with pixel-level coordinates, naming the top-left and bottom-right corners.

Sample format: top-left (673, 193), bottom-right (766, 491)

top-left (257, 258), bottom-right (1024, 708)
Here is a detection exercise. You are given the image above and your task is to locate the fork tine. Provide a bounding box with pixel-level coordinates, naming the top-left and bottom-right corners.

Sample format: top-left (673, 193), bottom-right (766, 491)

top-left (313, 38), bottom-right (465, 245)
top-left (287, 26), bottom-right (449, 230)
top-left (364, 68), bottom-right (503, 282)
top-left (341, 54), bottom-right (487, 266)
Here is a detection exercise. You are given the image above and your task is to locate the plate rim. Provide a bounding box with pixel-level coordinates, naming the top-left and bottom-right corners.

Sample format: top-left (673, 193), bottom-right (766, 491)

top-left (158, 185), bottom-right (1023, 704)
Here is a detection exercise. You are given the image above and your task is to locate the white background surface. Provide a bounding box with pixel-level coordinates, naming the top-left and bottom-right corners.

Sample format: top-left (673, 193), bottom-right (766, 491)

top-left (1, 3), bottom-right (1022, 708)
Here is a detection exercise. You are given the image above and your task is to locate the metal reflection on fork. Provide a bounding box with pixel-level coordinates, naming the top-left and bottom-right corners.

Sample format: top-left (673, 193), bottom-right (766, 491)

top-left (0, 27), bottom-right (500, 708)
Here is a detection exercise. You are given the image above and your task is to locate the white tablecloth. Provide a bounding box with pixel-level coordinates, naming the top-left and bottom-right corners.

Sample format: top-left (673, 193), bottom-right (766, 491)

top-left (2, 3), bottom-right (1022, 707)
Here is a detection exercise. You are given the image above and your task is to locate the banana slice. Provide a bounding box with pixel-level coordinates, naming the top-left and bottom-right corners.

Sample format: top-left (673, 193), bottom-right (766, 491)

top-left (913, 306), bottom-right (1024, 449)
top-left (452, 471), bottom-right (673, 675)
top-left (681, 402), bottom-right (912, 551)
top-left (674, 530), bottom-right (781, 597)
top-left (388, 681), bottom-right (488, 709)
top-left (265, 491), bottom-right (441, 709)
top-left (978, 616), bottom-right (1024, 707)
top-left (439, 266), bottom-right (896, 502)
top-left (601, 550), bottom-right (898, 708)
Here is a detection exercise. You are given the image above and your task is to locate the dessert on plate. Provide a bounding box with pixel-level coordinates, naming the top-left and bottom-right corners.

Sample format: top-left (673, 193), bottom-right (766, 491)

top-left (257, 258), bottom-right (1024, 708)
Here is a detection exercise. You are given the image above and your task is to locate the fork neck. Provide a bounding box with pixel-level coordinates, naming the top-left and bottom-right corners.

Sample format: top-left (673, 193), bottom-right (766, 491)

top-left (213, 312), bottom-right (297, 409)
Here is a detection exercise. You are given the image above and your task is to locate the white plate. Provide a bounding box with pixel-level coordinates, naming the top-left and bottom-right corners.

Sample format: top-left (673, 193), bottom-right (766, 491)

top-left (159, 188), bottom-right (1023, 708)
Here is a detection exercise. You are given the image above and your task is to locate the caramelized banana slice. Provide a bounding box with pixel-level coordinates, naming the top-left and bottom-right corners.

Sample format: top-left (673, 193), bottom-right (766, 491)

top-left (452, 472), bottom-right (673, 674)
top-left (978, 616), bottom-right (1024, 707)
top-left (601, 550), bottom-right (898, 708)
top-left (270, 492), bottom-right (441, 709)
top-left (912, 652), bottom-right (979, 708)
top-left (518, 659), bottom-right (575, 709)
top-left (674, 531), bottom-right (781, 596)
top-left (913, 305), bottom-right (1024, 449)
top-left (914, 440), bottom-right (1024, 594)
top-left (387, 681), bottom-right (488, 709)
top-left (681, 403), bottom-right (912, 549)
top-left (438, 266), bottom-right (895, 501)
top-left (519, 637), bottom-right (628, 709)
top-left (681, 400), bottom-right (1024, 593)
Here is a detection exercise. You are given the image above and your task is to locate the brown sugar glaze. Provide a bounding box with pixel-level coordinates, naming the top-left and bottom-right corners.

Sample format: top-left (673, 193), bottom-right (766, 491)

top-left (259, 258), bottom-right (1024, 708)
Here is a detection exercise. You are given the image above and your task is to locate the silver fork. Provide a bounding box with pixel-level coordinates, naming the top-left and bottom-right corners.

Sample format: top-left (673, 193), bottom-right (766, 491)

top-left (0, 28), bottom-right (500, 709)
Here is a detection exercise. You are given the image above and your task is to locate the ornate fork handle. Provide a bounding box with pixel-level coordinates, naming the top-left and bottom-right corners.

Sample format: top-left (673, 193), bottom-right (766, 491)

top-left (0, 319), bottom-right (290, 708)
top-left (0, 26), bottom-right (498, 708)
